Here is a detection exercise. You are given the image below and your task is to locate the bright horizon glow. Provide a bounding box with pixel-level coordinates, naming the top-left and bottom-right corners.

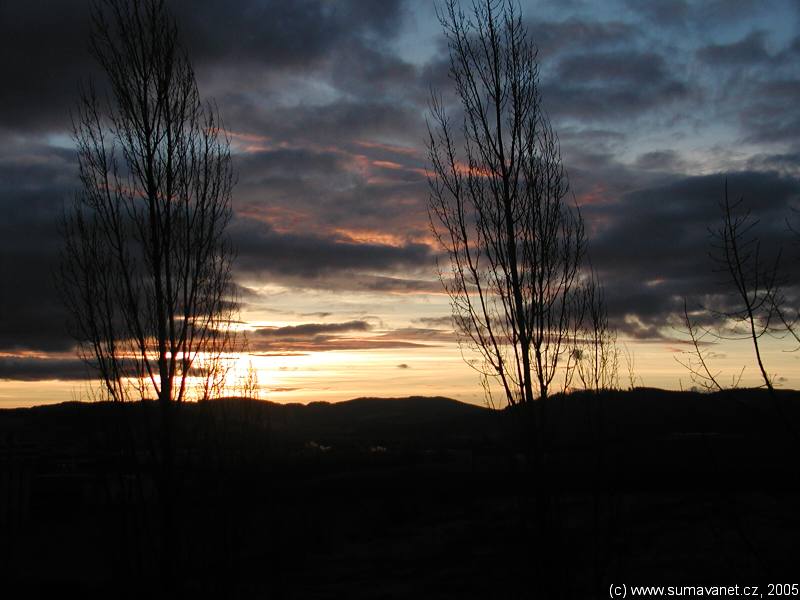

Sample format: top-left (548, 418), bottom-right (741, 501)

top-left (2, 330), bottom-right (797, 409)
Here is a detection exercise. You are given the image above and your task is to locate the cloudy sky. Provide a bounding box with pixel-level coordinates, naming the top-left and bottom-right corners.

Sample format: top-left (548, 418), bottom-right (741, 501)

top-left (1, 0), bottom-right (799, 407)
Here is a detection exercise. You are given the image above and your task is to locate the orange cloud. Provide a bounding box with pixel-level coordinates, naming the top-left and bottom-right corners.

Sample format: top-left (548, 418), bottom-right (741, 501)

top-left (372, 159), bottom-right (405, 170)
top-left (332, 228), bottom-right (410, 247)
top-left (354, 139), bottom-right (419, 157)
top-left (576, 184), bottom-right (611, 206)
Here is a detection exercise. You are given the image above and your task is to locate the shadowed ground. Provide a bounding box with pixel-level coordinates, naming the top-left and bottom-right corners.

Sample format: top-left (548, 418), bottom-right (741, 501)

top-left (1, 390), bottom-right (799, 598)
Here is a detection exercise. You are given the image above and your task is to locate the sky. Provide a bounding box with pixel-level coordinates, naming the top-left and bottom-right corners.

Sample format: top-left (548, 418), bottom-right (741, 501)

top-left (1, 0), bottom-right (799, 407)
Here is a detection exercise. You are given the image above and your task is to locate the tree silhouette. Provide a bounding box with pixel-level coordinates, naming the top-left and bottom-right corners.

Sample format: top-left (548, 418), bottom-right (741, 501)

top-left (576, 270), bottom-right (619, 392)
top-left (677, 181), bottom-right (800, 451)
top-left (710, 182), bottom-right (780, 393)
top-left (61, 0), bottom-right (237, 406)
top-left (676, 183), bottom-right (782, 393)
top-left (426, 4), bottom-right (587, 591)
top-left (58, 0), bottom-right (237, 588)
top-left (427, 0), bottom-right (586, 412)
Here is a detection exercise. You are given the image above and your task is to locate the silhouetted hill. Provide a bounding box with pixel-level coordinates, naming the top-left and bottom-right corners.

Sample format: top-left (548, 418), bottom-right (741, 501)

top-left (3, 388), bottom-right (799, 479)
top-left (3, 390), bottom-right (800, 597)
top-left (3, 388), bottom-right (800, 448)
top-left (2, 394), bottom-right (490, 445)
top-left (267, 395), bottom-right (492, 447)
top-left (306, 395), bottom-right (487, 421)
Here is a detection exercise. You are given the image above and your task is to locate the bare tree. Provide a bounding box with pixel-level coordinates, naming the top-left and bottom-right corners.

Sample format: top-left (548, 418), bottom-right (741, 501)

top-left (576, 270), bottom-right (619, 392)
top-left (58, 0), bottom-right (237, 588)
top-left (194, 324), bottom-right (240, 402)
top-left (621, 343), bottom-right (639, 390)
top-left (427, 8), bottom-right (586, 588)
top-left (678, 182), bottom-right (800, 453)
top-left (237, 360), bottom-right (262, 401)
top-left (676, 184), bottom-right (782, 394)
top-left (427, 0), bottom-right (586, 416)
top-left (60, 0), bottom-right (237, 405)
top-left (709, 182), bottom-right (780, 392)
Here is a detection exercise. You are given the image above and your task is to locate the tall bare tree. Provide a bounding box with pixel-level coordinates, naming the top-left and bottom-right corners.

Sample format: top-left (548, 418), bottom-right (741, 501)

top-left (427, 0), bottom-right (586, 416)
top-left (58, 0), bottom-right (237, 587)
top-left (60, 0), bottom-right (237, 406)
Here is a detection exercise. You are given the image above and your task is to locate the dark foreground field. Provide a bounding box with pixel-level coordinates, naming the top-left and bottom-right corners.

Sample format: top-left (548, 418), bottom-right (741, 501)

top-left (2, 389), bottom-right (800, 598)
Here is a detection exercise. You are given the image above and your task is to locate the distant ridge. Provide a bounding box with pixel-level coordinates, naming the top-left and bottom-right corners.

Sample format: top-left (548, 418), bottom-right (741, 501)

top-left (0, 394), bottom-right (483, 412)
top-left (4, 389), bottom-right (800, 446)
top-left (0, 395), bottom-right (497, 450)
top-left (3, 388), bottom-right (800, 485)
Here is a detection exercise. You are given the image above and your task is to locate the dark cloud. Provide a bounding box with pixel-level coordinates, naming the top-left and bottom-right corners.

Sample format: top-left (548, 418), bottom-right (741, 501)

top-left (587, 171), bottom-right (800, 338)
top-left (226, 98), bottom-right (424, 150)
top-left (625, 0), bottom-right (775, 28)
top-left (790, 35), bottom-right (800, 56)
top-left (175, 0), bottom-right (405, 68)
top-left (249, 320), bottom-right (367, 352)
top-left (543, 51), bottom-right (691, 120)
top-left (746, 150), bottom-right (800, 175)
top-left (245, 319), bottom-right (452, 353)
top-left (635, 150), bottom-right (687, 172)
top-left (557, 51), bottom-right (670, 86)
top-left (232, 216), bottom-right (435, 285)
top-left (232, 141), bottom-right (429, 237)
top-left (254, 320), bottom-right (371, 338)
top-left (326, 41), bottom-right (418, 100)
top-left (739, 79), bottom-right (800, 145)
top-left (0, 0), bottom-right (410, 133)
top-left (0, 356), bottom-right (89, 382)
top-left (696, 31), bottom-right (771, 66)
top-left (623, 0), bottom-right (690, 27)
top-left (249, 336), bottom-right (427, 354)
top-left (374, 327), bottom-right (457, 343)
top-left (343, 276), bottom-right (441, 294)
top-left (0, 152), bottom-right (76, 353)
top-left (412, 316), bottom-right (454, 328)
top-left (694, 0), bottom-right (776, 23)
top-left (527, 17), bottom-right (636, 58)
top-left (0, 2), bottom-right (95, 131)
